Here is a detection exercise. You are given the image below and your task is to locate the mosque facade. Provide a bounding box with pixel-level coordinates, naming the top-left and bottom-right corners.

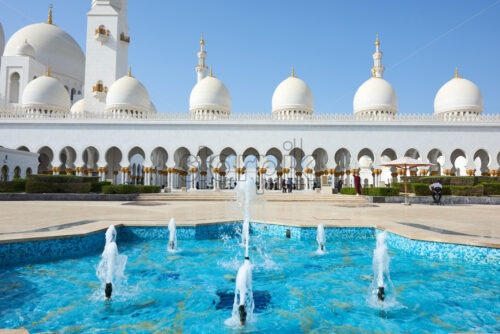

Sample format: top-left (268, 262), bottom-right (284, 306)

top-left (0, 0), bottom-right (499, 190)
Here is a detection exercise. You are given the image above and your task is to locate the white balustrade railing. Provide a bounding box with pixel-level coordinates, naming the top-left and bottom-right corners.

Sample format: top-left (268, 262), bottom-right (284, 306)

top-left (0, 106), bottom-right (499, 123)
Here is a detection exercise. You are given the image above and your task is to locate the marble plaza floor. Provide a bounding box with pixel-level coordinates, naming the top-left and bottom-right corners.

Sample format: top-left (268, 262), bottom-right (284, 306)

top-left (0, 192), bottom-right (499, 248)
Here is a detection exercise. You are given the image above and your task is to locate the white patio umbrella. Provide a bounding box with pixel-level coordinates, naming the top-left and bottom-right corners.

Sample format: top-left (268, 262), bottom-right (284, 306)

top-left (381, 157), bottom-right (434, 205)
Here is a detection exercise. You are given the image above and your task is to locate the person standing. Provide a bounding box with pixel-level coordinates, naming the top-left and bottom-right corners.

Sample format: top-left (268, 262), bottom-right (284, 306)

top-left (354, 174), bottom-right (361, 196)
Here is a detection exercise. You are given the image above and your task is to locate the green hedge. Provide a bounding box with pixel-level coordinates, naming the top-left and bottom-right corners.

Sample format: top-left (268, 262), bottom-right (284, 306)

top-left (450, 185), bottom-right (484, 197)
top-left (26, 182), bottom-right (91, 193)
top-left (90, 181), bottom-right (112, 193)
top-left (362, 187), bottom-right (399, 196)
top-left (0, 180), bottom-right (26, 193)
top-left (417, 175), bottom-right (499, 186)
top-left (26, 175), bottom-right (99, 184)
top-left (391, 182), bottom-right (414, 193)
top-left (340, 187), bottom-right (357, 195)
top-left (479, 182), bottom-right (500, 195)
top-left (341, 187), bottom-right (399, 196)
top-left (102, 185), bottom-right (161, 194)
top-left (412, 183), bottom-right (451, 196)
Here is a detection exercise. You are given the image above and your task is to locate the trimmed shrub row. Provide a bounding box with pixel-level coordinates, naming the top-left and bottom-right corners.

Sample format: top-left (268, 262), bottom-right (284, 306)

top-left (391, 182), bottom-right (414, 193)
top-left (362, 187), bottom-right (399, 196)
top-left (480, 182), bottom-right (500, 196)
top-left (417, 175), bottom-right (499, 186)
top-left (90, 181), bottom-right (112, 193)
top-left (413, 183), bottom-right (451, 196)
top-left (340, 187), bottom-right (357, 195)
top-left (450, 185), bottom-right (484, 197)
top-left (102, 185), bottom-right (161, 194)
top-left (26, 182), bottom-right (91, 193)
top-left (341, 187), bottom-right (399, 196)
top-left (27, 174), bottom-right (99, 184)
top-left (0, 180), bottom-right (26, 193)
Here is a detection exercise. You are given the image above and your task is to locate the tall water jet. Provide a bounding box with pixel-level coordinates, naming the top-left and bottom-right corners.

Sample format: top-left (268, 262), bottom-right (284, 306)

top-left (168, 218), bottom-right (177, 252)
top-left (232, 257), bottom-right (254, 326)
top-left (96, 225), bottom-right (127, 299)
top-left (372, 231), bottom-right (391, 302)
top-left (316, 223), bottom-right (326, 254)
top-left (235, 178), bottom-right (257, 249)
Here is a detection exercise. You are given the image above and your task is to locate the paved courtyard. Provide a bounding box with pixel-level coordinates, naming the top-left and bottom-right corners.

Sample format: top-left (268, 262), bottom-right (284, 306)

top-left (0, 193), bottom-right (498, 248)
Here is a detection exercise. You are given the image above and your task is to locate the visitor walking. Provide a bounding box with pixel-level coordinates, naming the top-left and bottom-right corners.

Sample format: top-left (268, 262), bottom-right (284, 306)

top-left (354, 174), bottom-right (361, 196)
top-left (429, 182), bottom-right (443, 205)
top-left (287, 178), bottom-right (292, 193)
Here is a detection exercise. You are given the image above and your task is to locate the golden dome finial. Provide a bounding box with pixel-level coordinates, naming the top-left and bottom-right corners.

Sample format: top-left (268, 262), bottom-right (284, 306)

top-left (47, 4), bottom-right (53, 24)
top-left (128, 66), bottom-right (132, 77)
top-left (200, 32), bottom-right (205, 46)
top-left (291, 67), bottom-right (295, 78)
top-left (455, 67), bottom-right (459, 78)
top-left (46, 66), bottom-right (51, 77)
top-left (210, 67), bottom-right (213, 77)
top-left (372, 68), bottom-right (376, 77)
top-left (375, 33), bottom-right (380, 47)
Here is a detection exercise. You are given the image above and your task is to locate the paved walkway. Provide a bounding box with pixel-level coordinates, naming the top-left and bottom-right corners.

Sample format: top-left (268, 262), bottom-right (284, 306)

top-left (0, 194), bottom-right (498, 248)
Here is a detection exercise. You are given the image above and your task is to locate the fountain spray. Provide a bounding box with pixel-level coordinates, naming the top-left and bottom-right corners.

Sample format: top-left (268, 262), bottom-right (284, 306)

top-left (316, 223), bottom-right (326, 253)
top-left (372, 231), bottom-right (390, 302)
top-left (96, 225), bottom-right (127, 300)
top-left (168, 218), bottom-right (177, 252)
top-left (230, 178), bottom-right (257, 326)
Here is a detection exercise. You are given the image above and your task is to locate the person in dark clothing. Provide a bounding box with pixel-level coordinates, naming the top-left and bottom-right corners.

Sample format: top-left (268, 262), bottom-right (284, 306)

top-left (354, 174), bottom-right (361, 195)
top-left (429, 182), bottom-right (443, 205)
top-left (282, 179), bottom-right (286, 193)
top-left (335, 179), bottom-right (343, 193)
top-left (287, 178), bottom-right (292, 193)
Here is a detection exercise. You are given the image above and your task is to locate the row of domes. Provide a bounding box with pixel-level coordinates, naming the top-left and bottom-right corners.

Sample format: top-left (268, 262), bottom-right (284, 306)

top-left (188, 67), bottom-right (483, 116)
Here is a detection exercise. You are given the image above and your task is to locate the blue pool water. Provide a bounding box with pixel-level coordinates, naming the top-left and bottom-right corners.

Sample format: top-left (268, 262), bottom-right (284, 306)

top-left (0, 227), bottom-right (499, 333)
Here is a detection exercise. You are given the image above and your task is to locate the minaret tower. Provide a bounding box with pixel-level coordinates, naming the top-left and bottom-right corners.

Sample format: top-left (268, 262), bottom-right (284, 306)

top-left (84, 0), bottom-right (129, 113)
top-left (371, 34), bottom-right (385, 78)
top-left (195, 33), bottom-right (208, 82)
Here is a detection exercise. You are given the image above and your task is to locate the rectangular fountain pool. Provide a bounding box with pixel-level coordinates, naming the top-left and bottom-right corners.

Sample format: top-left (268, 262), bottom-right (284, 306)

top-left (0, 225), bottom-right (498, 333)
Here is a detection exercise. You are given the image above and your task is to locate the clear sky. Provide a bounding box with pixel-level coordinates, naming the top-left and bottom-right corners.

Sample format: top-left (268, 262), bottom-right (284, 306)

top-left (1, 0), bottom-right (499, 115)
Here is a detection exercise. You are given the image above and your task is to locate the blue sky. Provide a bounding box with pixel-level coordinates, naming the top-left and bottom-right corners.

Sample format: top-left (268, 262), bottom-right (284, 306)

top-left (1, 0), bottom-right (499, 115)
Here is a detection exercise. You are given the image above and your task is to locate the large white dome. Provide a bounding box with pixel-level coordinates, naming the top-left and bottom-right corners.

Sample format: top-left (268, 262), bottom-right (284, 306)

top-left (4, 23), bottom-right (85, 82)
top-left (189, 76), bottom-right (231, 114)
top-left (272, 76), bottom-right (314, 115)
top-left (22, 74), bottom-right (71, 113)
top-left (353, 77), bottom-right (398, 115)
top-left (434, 75), bottom-right (483, 115)
top-left (106, 75), bottom-right (151, 114)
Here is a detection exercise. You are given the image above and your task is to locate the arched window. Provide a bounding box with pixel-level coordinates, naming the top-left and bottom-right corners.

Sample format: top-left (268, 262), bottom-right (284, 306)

top-left (26, 167), bottom-right (32, 176)
top-left (13, 166), bottom-right (21, 179)
top-left (1, 165), bottom-right (8, 182)
top-left (9, 72), bottom-right (20, 103)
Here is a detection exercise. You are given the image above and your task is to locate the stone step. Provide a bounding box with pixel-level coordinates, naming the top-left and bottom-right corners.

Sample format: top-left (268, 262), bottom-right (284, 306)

top-left (136, 192), bottom-right (369, 203)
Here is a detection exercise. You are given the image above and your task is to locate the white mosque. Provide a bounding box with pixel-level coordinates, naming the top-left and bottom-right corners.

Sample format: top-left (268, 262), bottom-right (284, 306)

top-left (0, 0), bottom-right (499, 191)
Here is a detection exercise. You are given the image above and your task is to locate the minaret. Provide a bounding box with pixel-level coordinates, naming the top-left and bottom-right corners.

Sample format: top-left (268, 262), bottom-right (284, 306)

top-left (84, 0), bottom-right (129, 113)
top-left (371, 34), bottom-right (385, 78)
top-left (195, 33), bottom-right (208, 82)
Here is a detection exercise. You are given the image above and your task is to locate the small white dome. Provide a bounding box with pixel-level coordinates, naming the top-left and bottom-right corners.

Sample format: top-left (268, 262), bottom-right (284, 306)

top-left (106, 75), bottom-right (151, 114)
top-left (4, 23), bottom-right (85, 82)
top-left (22, 75), bottom-right (71, 113)
top-left (353, 77), bottom-right (398, 115)
top-left (359, 156), bottom-right (373, 169)
top-left (16, 39), bottom-right (35, 58)
top-left (189, 76), bottom-right (231, 114)
top-left (272, 76), bottom-right (314, 115)
top-left (434, 75), bottom-right (483, 115)
top-left (70, 99), bottom-right (85, 114)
